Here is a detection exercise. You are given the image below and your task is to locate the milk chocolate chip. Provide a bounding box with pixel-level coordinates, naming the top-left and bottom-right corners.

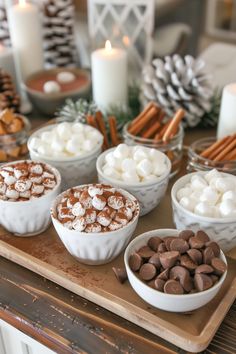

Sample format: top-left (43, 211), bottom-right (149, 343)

top-left (187, 249), bottom-right (202, 265)
top-left (180, 254), bottom-right (197, 271)
top-left (210, 274), bottom-right (219, 284)
top-left (194, 273), bottom-right (213, 292)
top-left (112, 267), bottom-right (127, 284)
top-left (147, 236), bottom-right (162, 251)
top-left (137, 246), bottom-right (155, 259)
top-left (157, 268), bottom-right (169, 281)
top-left (170, 238), bottom-right (189, 254)
top-left (195, 264), bottom-right (214, 274)
top-left (189, 237), bottom-right (205, 249)
top-left (159, 251), bottom-right (179, 269)
top-left (154, 278), bottom-right (165, 292)
top-left (139, 263), bottom-right (157, 281)
top-left (203, 247), bottom-right (215, 265)
top-left (205, 241), bottom-right (220, 257)
top-left (195, 230), bottom-right (210, 243)
top-left (211, 258), bottom-right (227, 275)
top-left (148, 253), bottom-right (161, 269)
top-left (164, 237), bottom-right (178, 251)
top-left (164, 280), bottom-right (184, 294)
top-left (158, 242), bottom-right (167, 253)
top-left (129, 253), bottom-right (143, 272)
top-left (169, 265), bottom-right (193, 292)
top-left (179, 229), bottom-right (194, 241)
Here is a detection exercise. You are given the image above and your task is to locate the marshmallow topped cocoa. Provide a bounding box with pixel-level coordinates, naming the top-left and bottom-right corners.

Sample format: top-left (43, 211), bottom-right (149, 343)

top-left (0, 161), bottom-right (58, 201)
top-left (55, 183), bottom-right (138, 232)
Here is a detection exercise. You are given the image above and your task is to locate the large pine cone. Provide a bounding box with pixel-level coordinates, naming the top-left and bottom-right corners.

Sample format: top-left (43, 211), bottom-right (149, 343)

top-left (142, 55), bottom-right (214, 127)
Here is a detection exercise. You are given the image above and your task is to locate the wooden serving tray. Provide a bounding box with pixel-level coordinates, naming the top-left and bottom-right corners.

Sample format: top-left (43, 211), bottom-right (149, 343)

top-left (0, 189), bottom-right (235, 353)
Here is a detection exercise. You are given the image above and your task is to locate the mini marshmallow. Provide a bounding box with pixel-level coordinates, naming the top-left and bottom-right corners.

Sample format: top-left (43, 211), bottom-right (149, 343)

top-left (56, 71), bottom-right (76, 83)
top-left (4, 174), bottom-right (16, 185)
top-left (219, 200), bottom-right (236, 218)
top-left (51, 137), bottom-right (64, 153)
top-left (43, 80), bottom-right (61, 93)
top-left (72, 216), bottom-right (86, 231)
top-left (199, 186), bottom-right (219, 205)
top-left (82, 139), bottom-right (94, 152)
top-left (88, 185), bottom-right (103, 197)
top-left (37, 144), bottom-right (52, 156)
top-left (222, 190), bottom-right (236, 202)
top-left (133, 147), bottom-right (148, 162)
top-left (71, 122), bottom-right (84, 133)
top-left (136, 159), bottom-right (153, 177)
top-left (66, 138), bottom-right (81, 155)
top-left (41, 131), bottom-right (53, 143)
top-left (103, 167), bottom-right (121, 180)
top-left (194, 202), bottom-right (215, 217)
top-left (56, 122), bottom-right (72, 140)
top-left (153, 162), bottom-right (168, 176)
top-left (121, 171), bottom-right (139, 184)
top-left (191, 175), bottom-right (207, 190)
top-left (204, 169), bottom-right (221, 183)
top-left (177, 187), bottom-right (192, 200)
top-left (113, 144), bottom-right (129, 159)
top-left (92, 195), bottom-right (106, 210)
top-left (215, 177), bottom-right (235, 193)
top-left (5, 187), bottom-right (19, 199)
top-left (148, 148), bottom-right (166, 163)
top-left (72, 202), bottom-right (85, 217)
top-left (179, 197), bottom-right (195, 212)
top-left (30, 164), bottom-right (43, 175)
top-left (121, 158), bottom-right (136, 172)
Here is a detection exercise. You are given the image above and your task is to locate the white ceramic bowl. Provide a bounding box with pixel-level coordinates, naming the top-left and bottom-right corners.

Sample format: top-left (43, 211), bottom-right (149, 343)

top-left (96, 148), bottom-right (171, 216)
top-left (28, 123), bottom-right (103, 190)
top-left (124, 229), bottom-right (227, 312)
top-left (0, 160), bottom-right (61, 236)
top-left (51, 185), bottom-right (140, 265)
top-left (171, 171), bottom-right (236, 252)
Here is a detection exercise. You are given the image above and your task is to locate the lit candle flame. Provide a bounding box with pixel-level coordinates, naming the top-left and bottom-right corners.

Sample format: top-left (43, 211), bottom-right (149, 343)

top-left (105, 40), bottom-right (112, 51)
top-left (122, 36), bottom-right (130, 47)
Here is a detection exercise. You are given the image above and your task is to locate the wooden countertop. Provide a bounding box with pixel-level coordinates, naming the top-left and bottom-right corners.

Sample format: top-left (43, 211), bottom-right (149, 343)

top-left (0, 118), bottom-right (235, 354)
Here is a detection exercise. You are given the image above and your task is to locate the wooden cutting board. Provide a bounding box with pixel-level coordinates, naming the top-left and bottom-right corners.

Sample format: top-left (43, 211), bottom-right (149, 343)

top-left (0, 188), bottom-right (235, 353)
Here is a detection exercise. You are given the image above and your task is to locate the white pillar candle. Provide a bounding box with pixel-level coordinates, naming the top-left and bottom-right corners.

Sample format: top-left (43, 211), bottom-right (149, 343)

top-left (0, 44), bottom-right (17, 86)
top-left (91, 40), bottom-right (127, 112)
top-left (217, 83), bottom-right (236, 138)
top-left (8, 0), bottom-right (44, 81)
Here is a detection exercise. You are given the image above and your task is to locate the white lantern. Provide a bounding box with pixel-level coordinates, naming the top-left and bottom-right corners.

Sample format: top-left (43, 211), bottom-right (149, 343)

top-left (88, 0), bottom-right (155, 81)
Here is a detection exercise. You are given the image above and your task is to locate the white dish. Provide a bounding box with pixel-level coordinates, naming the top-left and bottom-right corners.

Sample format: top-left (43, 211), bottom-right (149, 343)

top-left (124, 229), bottom-right (227, 312)
top-left (96, 148), bottom-right (171, 216)
top-left (51, 185), bottom-right (140, 265)
top-left (171, 171), bottom-right (236, 252)
top-left (0, 160), bottom-right (61, 236)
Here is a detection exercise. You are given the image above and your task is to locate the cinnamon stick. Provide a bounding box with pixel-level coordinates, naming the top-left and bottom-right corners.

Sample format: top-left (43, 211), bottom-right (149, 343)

top-left (129, 102), bottom-right (156, 127)
top-left (86, 114), bottom-right (98, 129)
top-left (200, 136), bottom-right (229, 159)
top-left (141, 120), bottom-right (161, 139)
top-left (208, 135), bottom-right (234, 160)
top-left (214, 135), bottom-right (236, 161)
top-left (108, 116), bottom-right (120, 146)
top-left (129, 106), bottom-right (159, 136)
top-left (162, 109), bottom-right (185, 142)
top-left (95, 111), bottom-right (109, 149)
top-left (154, 120), bottom-right (172, 141)
top-left (222, 147), bottom-right (236, 161)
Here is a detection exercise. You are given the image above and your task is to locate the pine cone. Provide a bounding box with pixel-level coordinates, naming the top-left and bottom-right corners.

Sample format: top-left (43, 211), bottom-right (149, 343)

top-left (41, 0), bottom-right (77, 68)
top-left (142, 55), bottom-right (214, 127)
top-left (0, 69), bottom-right (20, 113)
top-left (58, 98), bottom-right (98, 123)
top-left (0, 0), bottom-right (11, 47)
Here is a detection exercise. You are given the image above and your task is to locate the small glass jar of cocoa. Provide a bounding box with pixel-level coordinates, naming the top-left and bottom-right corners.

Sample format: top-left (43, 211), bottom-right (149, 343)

top-left (123, 122), bottom-right (184, 177)
top-left (0, 111), bottom-right (31, 163)
top-left (187, 137), bottom-right (236, 175)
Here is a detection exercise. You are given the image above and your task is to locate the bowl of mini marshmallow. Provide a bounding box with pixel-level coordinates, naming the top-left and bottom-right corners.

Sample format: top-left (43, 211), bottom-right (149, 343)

top-left (171, 169), bottom-right (236, 251)
top-left (28, 121), bottom-right (103, 190)
top-left (96, 143), bottom-right (171, 216)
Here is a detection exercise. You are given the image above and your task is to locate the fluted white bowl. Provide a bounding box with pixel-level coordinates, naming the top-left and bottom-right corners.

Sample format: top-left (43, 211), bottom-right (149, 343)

top-left (96, 148), bottom-right (171, 216)
top-left (0, 160), bottom-right (61, 236)
top-left (51, 185), bottom-right (140, 265)
top-left (28, 124), bottom-right (103, 190)
top-left (124, 229), bottom-right (227, 312)
top-left (171, 171), bottom-right (236, 252)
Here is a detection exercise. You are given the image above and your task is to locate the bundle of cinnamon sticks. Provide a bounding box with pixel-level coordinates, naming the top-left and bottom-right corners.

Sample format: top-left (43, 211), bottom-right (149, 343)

top-left (86, 111), bottom-right (120, 150)
top-left (200, 134), bottom-right (236, 162)
top-left (128, 102), bottom-right (185, 142)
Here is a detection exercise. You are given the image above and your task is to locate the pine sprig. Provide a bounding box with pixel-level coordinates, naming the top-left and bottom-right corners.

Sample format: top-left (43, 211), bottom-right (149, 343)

top-left (199, 89), bottom-right (222, 128)
top-left (57, 98), bottom-right (98, 123)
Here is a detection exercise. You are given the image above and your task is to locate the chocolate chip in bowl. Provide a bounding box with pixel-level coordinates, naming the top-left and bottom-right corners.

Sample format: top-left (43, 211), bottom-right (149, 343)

top-left (124, 229), bottom-right (227, 312)
top-left (51, 183), bottom-right (140, 265)
top-left (0, 160), bottom-right (61, 236)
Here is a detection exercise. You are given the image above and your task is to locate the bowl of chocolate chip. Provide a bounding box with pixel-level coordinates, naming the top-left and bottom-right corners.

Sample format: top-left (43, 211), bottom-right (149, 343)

top-left (0, 160), bottom-right (61, 236)
top-left (23, 68), bottom-right (91, 115)
top-left (51, 183), bottom-right (140, 265)
top-left (124, 229), bottom-right (227, 312)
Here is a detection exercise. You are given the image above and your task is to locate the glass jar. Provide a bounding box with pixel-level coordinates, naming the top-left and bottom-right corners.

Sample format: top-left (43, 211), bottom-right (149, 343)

top-left (0, 115), bottom-right (31, 163)
top-left (187, 137), bottom-right (236, 175)
top-left (123, 122), bottom-right (184, 177)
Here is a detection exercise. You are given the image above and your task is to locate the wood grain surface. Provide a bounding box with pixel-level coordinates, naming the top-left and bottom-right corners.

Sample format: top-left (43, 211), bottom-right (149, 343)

top-left (0, 180), bottom-right (235, 353)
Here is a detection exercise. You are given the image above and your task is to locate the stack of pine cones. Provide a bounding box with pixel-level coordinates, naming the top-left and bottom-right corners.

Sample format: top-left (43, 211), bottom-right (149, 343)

top-left (0, 69), bottom-right (20, 113)
top-left (0, 0), bottom-right (11, 47)
top-left (41, 0), bottom-right (77, 68)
